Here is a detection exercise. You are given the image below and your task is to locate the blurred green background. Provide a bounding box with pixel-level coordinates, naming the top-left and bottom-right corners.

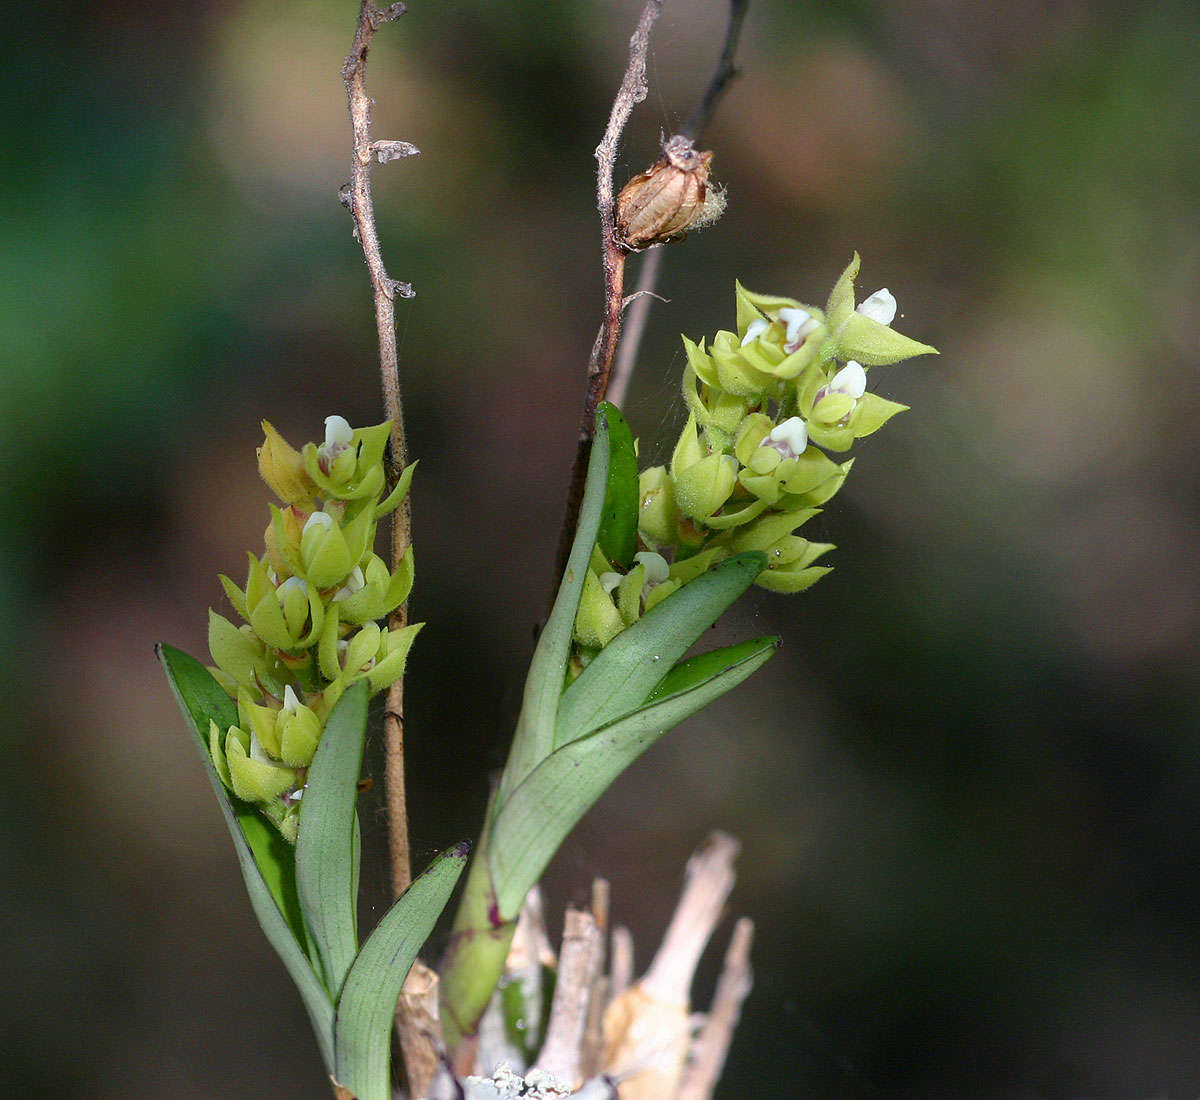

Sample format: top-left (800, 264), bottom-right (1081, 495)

top-left (4, 0), bottom-right (1199, 1096)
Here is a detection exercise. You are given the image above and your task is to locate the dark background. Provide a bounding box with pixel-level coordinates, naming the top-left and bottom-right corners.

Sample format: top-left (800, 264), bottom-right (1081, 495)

top-left (4, 1), bottom-right (1199, 1096)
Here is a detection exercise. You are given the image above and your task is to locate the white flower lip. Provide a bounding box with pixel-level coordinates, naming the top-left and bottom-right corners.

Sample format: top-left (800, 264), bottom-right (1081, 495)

top-left (830, 360), bottom-right (867, 399)
top-left (633, 551), bottom-right (670, 585)
top-left (598, 571), bottom-right (622, 594)
top-left (283, 685), bottom-right (301, 712)
top-left (857, 288), bottom-right (896, 326)
top-left (333, 565), bottom-right (366, 602)
top-left (763, 415), bottom-right (808, 458)
top-left (778, 307), bottom-right (812, 353)
top-left (324, 415), bottom-right (354, 448)
top-left (302, 510), bottom-right (334, 534)
top-left (740, 317), bottom-right (770, 347)
top-left (278, 575), bottom-right (308, 595)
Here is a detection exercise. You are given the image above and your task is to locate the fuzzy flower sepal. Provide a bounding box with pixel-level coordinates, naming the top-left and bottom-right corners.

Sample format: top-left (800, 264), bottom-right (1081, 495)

top-left (824, 253), bottom-right (938, 366)
top-left (722, 509), bottom-right (834, 594)
top-left (257, 420), bottom-right (318, 507)
top-left (670, 415), bottom-right (738, 521)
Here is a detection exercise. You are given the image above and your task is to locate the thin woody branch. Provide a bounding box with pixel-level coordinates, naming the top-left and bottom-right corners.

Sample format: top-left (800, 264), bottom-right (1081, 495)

top-left (609, 0), bottom-right (749, 406)
top-left (341, 0), bottom-right (415, 902)
top-left (554, 0), bottom-right (662, 581)
top-left (682, 0), bottom-right (748, 142)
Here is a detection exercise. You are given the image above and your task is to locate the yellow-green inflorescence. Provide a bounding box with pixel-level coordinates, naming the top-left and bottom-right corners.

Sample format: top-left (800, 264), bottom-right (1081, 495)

top-left (206, 416), bottom-right (420, 841)
top-left (575, 254), bottom-right (937, 648)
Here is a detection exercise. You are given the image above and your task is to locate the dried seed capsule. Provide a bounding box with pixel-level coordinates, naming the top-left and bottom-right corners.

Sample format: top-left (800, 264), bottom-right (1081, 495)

top-left (615, 134), bottom-right (725, 251)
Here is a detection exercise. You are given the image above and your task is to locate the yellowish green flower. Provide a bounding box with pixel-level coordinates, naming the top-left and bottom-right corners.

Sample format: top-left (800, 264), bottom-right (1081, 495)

top-left (206, 415), bottom-right (423, 841)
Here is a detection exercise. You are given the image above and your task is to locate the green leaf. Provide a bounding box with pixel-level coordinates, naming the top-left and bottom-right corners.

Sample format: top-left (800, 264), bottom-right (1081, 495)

top-left (595, 403), bottom-right (638, 569)
top-left (157, 644), bottom-right (335, 1071)
top-left (236, 807), bottom-right (309, 957)
top-left (490, 635), bottom-right (778, 914)
top-left (500, 410), bottom-right (611, 803)
top-left (334, 842), bottom-right (470, 1100)
top-left (295, 681), bottom-right (368, 1003)
top-left (554, 551), bottom-right (767, 746)
top-left (161, 646), bottom-right (310, 954)
top-left (642, 636), bottom-right (779, 706)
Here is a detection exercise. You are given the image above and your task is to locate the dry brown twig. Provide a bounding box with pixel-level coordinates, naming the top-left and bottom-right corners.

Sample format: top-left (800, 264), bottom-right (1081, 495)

top-left (554, 0), bottom-right (662, 580)
top-left (538, 906), bottom-right (606, 1085)
top-left (608, 0), bottom-right (748, 410)
top-left (341, 0), bottom-right (416, 904)
top-left (600, 833), bottom-right (742, 1100)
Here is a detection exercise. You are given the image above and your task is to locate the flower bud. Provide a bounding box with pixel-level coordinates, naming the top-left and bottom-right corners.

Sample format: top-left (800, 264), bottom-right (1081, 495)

top-left (209, 719), bottom-right (299, 804)
top-left (674, 452), bottom-right (738, 521)
top-left (366, 623), bottom-right (423, 694)
top-left (637, 466), bottom-right (680, 549)
top-left (682, 361), bottom-right (750, 450)
top-left (257, 421), bottom-right (318, 506)
top-left (615, 135), bottom-right (725, 250)
top-left (573, 569), bottom-right (625, 649)
top-left (208, 609), bottom-right (270, 691)
top-left (330, 548), bottom-right (414, 625)
top-left (753, 540), bottom-right (834, 594)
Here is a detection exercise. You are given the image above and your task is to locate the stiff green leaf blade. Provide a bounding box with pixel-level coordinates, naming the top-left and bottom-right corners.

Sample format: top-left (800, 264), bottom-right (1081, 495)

top-left (295, 680), bottom-right (368, 1003)
top-left (595, 403), bottom-right (638, 569)
top-left (500, 410), bottom-right (611, 802)
top-left (642, 636), bottom-right (781, 706)
top-left (554, 551), bottom-right (767, 746)
top-left (236, 805), bottom-right (309, 957)
top-left (491, 635), bottom-right (778, 914)
top-left (334, 842), bottom-right (470, 1100)
top-left (157, 644), bottom-right (335, 1071)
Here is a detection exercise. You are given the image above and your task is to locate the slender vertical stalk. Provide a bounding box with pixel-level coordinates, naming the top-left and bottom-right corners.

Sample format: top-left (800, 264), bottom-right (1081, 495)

top-left (341, 0), bottom-right (418, 901)
top-left (608, 0), bottom-right (749, 406)
top-left (553, 0), bottom-right (662, 582)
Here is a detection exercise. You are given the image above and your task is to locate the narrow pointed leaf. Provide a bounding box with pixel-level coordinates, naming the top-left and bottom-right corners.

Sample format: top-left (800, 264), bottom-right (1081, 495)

top-left (237, 808), bottom-right (309, 956)
top-left (595, 403), bottom-right (638, 569)
top-left (334, 843), bottom-right (471, 1100)
top-left (642, 636), bottom-right (780, 706)
top-left (500, 411), bottom-right (611, 802)
top-left (554, 551), bottom-right (766, 746)
top-left (158, 644), bottom-right (306, 940)
top-left (157, 644), bottom-right (335, 1070)
top-left (295, 681), bottom-right (368, 1003)
top-left (491, 635), bottom-right (778, 914)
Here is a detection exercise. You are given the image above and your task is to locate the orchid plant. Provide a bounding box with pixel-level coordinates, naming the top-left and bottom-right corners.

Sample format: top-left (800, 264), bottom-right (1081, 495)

top-left (159, 250), bottom-right (934, 1099)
